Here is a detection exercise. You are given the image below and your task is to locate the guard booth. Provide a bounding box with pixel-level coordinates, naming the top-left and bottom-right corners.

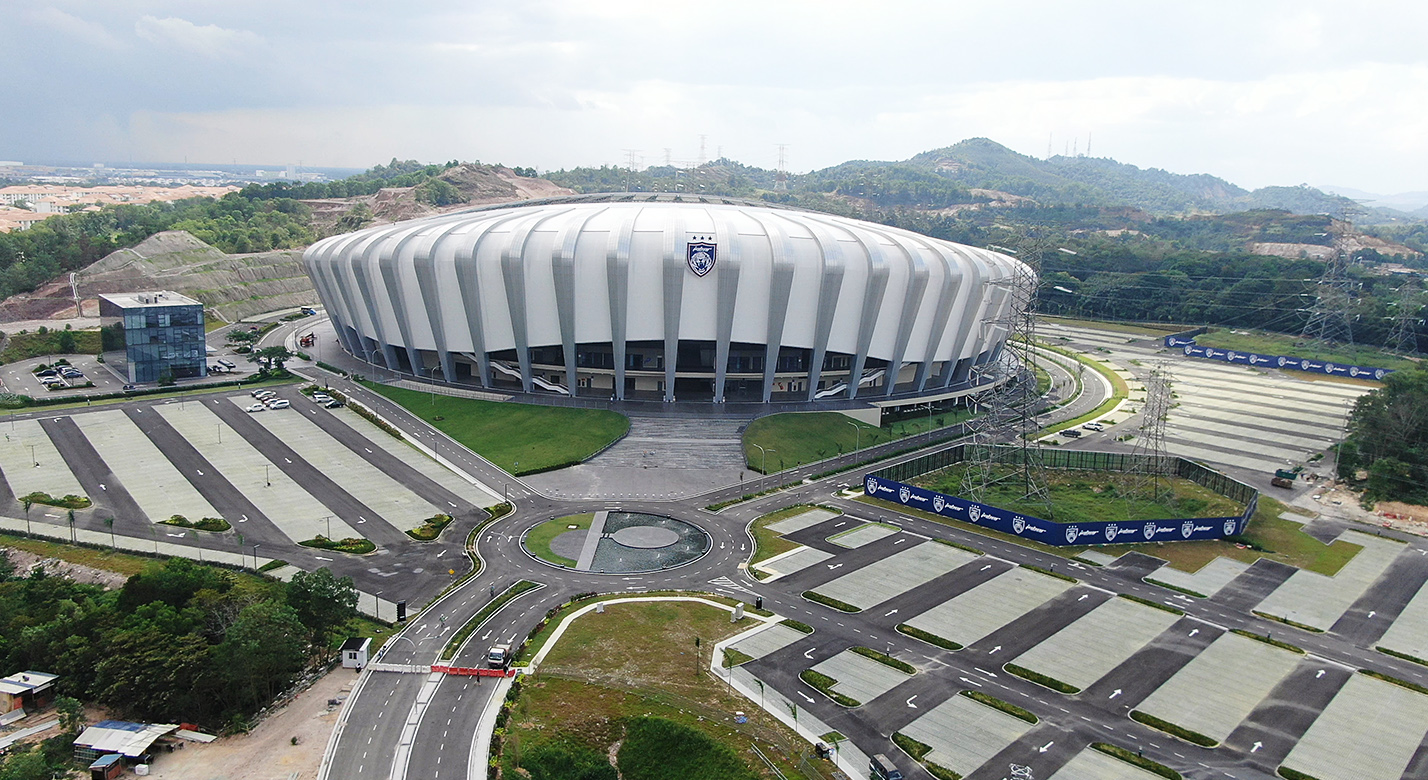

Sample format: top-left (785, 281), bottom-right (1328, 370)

top-left (340, 638), bottom-right (371, 670)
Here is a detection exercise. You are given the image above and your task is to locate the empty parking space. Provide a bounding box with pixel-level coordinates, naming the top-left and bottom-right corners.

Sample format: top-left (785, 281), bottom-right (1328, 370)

top-left (755, 546), bottom-right (834, 580)
top-left (1135, 632), bottom-right (1301, 742)
top-left (1010, 597), bottom-right (1182, 692)
top-left (1378, 574), bottom-right (1428, 662)
top-left (812, 542), bottom-right (979, 611)
top-left (1281, 672), bottom-right (1428, 780)
top-left (905, 567), bottom-right (1072, 648)
top-left (328, 405), bottom-right (502, 507)
top-left (828, 523), bottom-right (898, 549)
top-left (766, 508), bottom-right (840, 535)
top-left (231, 397), bottom-right (441, 531)
top-left (898, 692), bottom-right (1034, 777)
top-left (810, 650), bottom-right (911, 704)
top-left (0, 418), bottom-right (84, 500)
top-left (1145, 557), bottom-right (1250, 598)
top-left (72, 409), bottom-right (218, 522)
top-left (156, 403), bottom-right (362, 543)
top-left (726, 623), bottom-right (810, 661)
top-left (1047, 746), bottom-right (1163, 780)
top-left (1254, 532), bottom-right (1405, 631)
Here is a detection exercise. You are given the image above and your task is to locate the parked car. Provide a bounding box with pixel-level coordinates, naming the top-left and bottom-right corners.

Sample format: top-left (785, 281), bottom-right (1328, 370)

top-left (34, 369), bottom-right (58, 378)
top-left (265, 399), bottom-right (291, 410)
top-left (122, 384), bottom-right (137, 392)
top-left (244, 403), bottom-right (266, 412)
top-left (312, 394), bottom-right (332, 403)
top-left (1082, 422), bottom-right (1105, 432)
top-left (254, 390), bottom-right (276, 400)
top-left (323, 400), bottom-right (344, 409)
top-left (1061, 428), bottom-right (1082, 438)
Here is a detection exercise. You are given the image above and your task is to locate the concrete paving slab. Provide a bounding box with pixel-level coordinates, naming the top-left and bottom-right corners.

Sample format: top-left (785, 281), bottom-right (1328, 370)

top-left (813, 542), bottom-right (979, 611)
top-left (155, 403), bottom-right (361, 543)
top-left (1046, 746), bottom-right (1164, 780)
top-left (1076, 550), bottom-right (1118, 566)
top-left (330, 406), bottom-right (503, 507)
top-left (1254, 531), bottom-right (1405, 631)
top-left (1281, 672), bottom-right (1428, 780)
top-left (755, 546), bottom-right (834, 580)
top-left (0, 419), bottom-right (84, 500)
top-left (1163, 425), bottom-right (1313, 463)
top-left (1145, 557), bottom-right (1250, 598)
top-left (1376, 573), bottom-right (1428, 662)
top-left (811, 649), bottom-right (911, 704)
top-left (574, 510), bottom-right (607, 571)
top-left (1010, 597), bottom-right (1182, 692)
top-left (232, 397), bottom-right (440, 531)
top-left (899, 691), bottom-right (1034, 776)
top-left (72, 409), bottom-right (218, 523)
top-left (828, 523), bottom-right (898, 549)
top-left (1135, 632), bottom-right (1301, 742)
top-left (905, 567), bottom-right (1073, 648)
top-left (728, 624), bottom-right (809, 661)
top-left (1160, 440), bottom-right (1302, 474)
top-left (767, 508), bottom-right (840, 535)
top-left (1171, 401), bottom-right (1346, 438)
top-left (1164, 416), bottom-right (1337, 452)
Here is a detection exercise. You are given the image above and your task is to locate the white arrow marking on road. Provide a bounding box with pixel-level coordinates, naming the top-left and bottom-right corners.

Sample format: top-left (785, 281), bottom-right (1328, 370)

top-left (448, 502), bottom-right (456, 508)
top-left (894, 539), bottom-right (906, 545)
top-left (834, 521), bottom-right (846, 527)
top-left (959, 677), bottom-right (983, 687)
top-left (1368, 611), bottom-right (1376, 618)
top-left (1251, 741), bottom-right (1263, 753)
top-left (980, 564), bottom-right (992, 571)
top-left (826, 563), bottom-right (843, 570)
top-left (196, 469), bottom-right (203, 476)
top-left (1039, 741), bottom-right (1054, 753)
top-left (798, 692), bottom-right (814, 703)
top-left (1078, 595), bottom-right (1088, 602)
top-left (989, 645), bottom-right (1002, 654)
top-left (804, 648), bottom-right (815, 659)
top-left (315, 556), bottom-right (332, 561)
top-left (240, 515), bottom-right (248, 522)
top-left (884, 609), bottom-right (899, 617)
top-left (906, 695), bottom-right (918, 708)
top-left (1109, 689), bottom-right (1122, 700)
top-left (1316, 670), bottom-right (1326, 679)
top-left (973, 668), bottom-right (998, 678)
top-left (1189, 629), bottom-right (1199, 637)
top-left (284, 458), bottom-right (292, 463)
top-left (437, 550), bottom-right (445, 557)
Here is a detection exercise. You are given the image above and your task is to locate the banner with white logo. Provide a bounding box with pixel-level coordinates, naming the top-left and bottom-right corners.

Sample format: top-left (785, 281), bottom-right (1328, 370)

top-left (863, 474), bottom-right (1251, 546)
top-left (1162, 334), bottom-right (1392, 381)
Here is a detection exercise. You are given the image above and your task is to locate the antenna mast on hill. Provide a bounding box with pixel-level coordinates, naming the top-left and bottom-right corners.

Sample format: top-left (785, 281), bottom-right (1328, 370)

top-left (959, 234), bottom-right (1054, 518)
top-left (1298, 250), bottom-right (1358, 346)
top-left (775, 144), bottom-right (789, 191)
top-left (698, 135), bottom-right (708, 166)
top-left (621, 149), bottom-right (641, 192)
top-left (1126, 362), bottom-right (1173, 509)
top-left (1386, 283), bottom-right (1425, 354)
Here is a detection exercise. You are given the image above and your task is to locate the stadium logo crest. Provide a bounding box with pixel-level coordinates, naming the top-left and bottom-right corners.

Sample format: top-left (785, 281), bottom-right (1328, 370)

top-left (1104, 524), bottom-right (1119, 542)
top-left (1181, 520), bottom-right (1195, 539)
top-left (933, 495), bottom-right (946, 513)
top-left (1143, 522), bottom-right (1157, 540)
top-left (1224, 519), bottom-right (1237, 536)
top-left (687, 239), bottom-right (717, 277)
top-left (1012, 516), bottom-right (1026, 534)
top-left (968, 505), bottom-right (982, 523)
top-left (865, 476), bottom-right (877, 494)
top-left (1064, 525), bottom-right (1079, 544)
top-left (899, 486), bottom-right (911, 503)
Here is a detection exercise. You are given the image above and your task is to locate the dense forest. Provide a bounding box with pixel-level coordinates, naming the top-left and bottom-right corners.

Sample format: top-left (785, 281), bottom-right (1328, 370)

top-left (0, 555), bottom-right (357, 732)
top-left (1338, 364), bottom-right (1428, 504)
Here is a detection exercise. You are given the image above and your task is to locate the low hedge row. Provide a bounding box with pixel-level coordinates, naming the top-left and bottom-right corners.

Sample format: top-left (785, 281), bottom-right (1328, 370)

top-left (803, 591), bottom-right (860, 612)
top-left (897, 623), bottom-right (963, 651)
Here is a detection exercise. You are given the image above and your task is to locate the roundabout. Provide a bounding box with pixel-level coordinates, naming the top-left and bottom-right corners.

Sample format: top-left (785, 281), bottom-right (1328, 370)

top-left (523, 510), bottom-right (712, 574)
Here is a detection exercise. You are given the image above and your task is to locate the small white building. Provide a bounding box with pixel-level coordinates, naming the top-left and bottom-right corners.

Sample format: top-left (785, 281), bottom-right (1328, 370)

top-left (340, 637), bottom-right (371, 670)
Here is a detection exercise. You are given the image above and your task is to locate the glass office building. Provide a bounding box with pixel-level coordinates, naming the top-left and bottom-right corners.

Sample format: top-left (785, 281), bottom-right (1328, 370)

top-left (98, 292), bottom-right (207, 383)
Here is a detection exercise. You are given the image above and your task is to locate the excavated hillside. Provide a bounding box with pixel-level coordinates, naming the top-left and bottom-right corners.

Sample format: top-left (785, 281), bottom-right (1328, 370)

top-left (304, 164), bottom-right (573, 233)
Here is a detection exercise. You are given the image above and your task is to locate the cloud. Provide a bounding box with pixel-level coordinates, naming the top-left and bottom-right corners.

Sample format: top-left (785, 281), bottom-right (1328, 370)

top-left (134, 15), bottom-right (262, 59)
top-left (26, 7), bottom-right (124, 50)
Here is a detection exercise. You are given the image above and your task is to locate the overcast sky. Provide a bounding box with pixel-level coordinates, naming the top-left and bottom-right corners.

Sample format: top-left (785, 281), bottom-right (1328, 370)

top-left (4, 1), bottom-right (1426, 194)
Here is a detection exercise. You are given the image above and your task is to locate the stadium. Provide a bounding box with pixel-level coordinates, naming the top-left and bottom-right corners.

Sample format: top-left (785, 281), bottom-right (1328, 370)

top-left (303, 193), bottom-right (1028, 405)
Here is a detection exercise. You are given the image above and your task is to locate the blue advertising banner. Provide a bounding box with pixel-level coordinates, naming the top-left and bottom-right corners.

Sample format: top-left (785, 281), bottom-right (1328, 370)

top-left (1163, 334), bottom-right (1394, 381)
top-left (863, 474), bottom-right (1251, 546)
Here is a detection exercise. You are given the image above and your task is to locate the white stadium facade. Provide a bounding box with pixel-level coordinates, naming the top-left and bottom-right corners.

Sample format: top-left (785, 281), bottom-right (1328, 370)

top-left (303, 194), bottom-right (1028, 405)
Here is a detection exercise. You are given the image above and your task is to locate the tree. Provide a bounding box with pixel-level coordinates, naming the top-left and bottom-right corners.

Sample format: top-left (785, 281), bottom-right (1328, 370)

top-left (286, 567), bottom-right (358, 654)
top-left (249, 345), bottom-right (294, 373)
top-left (56, 329), bottom-right (76, 354)
top-left (216, 600), bottom-right (308, 711)
top-left (1340, 364), bottom-right (1428, 504)
top-left (54, 695), bottom-right (85, 735)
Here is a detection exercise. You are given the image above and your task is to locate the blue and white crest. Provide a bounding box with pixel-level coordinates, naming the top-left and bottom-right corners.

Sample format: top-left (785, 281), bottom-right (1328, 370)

top-left (898, 486), bottom-right (911, 503)
top-left (1064, 525), bottom-right (1079, 544)
top-left (686, 240), bottom-right (717, 277)
top-left (968, 505), bottom-right (982, 523)
top-left (933, 495), bottom-right (946, 513)
top-left (1104, 524), bottom-right (1119, 542)
top-left (1224, 519), bottom-right (1236, 536)
top-left (1143, 522), bottom-right (1157, 540)
top-left (865, 476), bottom-right (877, 494)
top-left (1181, 520), bottom-right (1194, 539)
top-left (1012, 516), bottom-right (1026, 534)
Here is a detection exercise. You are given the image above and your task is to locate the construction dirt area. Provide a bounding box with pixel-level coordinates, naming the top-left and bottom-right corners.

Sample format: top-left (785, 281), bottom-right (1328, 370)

top-left (146, 667), bottom-right (358, 780)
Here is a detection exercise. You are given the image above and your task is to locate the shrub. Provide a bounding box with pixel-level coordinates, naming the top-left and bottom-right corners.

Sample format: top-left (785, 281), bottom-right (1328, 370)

top-left (961, 690), bottom-right (1037, 724)
top-left (299, 536), bottom-right (376, 554)
top-left (897, 624), bottom-right (962, 650)
top-left (803, 591), bottom-right (859, 612)
top-left (406, 513), bottom-right (453, 541)
top-left (798, 670), bottom-right (860, 707)
top-left (616, 716), bottom-right (758, 780)
top-left (1130, 710), bottom-right (1217, 747)
top-left (1004, 663), bottom-right (1079, 694)
top-left (781, 619), bottom-right (814, 634)
top-left (20, 491), bottom-right (91, 509)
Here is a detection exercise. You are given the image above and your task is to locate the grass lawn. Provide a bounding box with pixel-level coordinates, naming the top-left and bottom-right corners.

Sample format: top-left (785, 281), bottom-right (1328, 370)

top-left (917, 465), bottom-right (1244, 524)
top-left (361, 382), bottom-right (629, 475)
top-left (0, 329), bottom-right (103, 363)
top-left (525, 513), bottom-right (595, 567)
top-left (0, 532), bottom-right (158, 576)
top-left (1194, 329), bottom-right (1416, 371)
top-left (744, 409), bottom-right (973, 473)
top-left (749, 504), bottom-right (830, 568)
top-left (1034, 342), bottom-right (1130, 434)
top-left (859, 493), bottom-right (1363, 575)
top-left (1038, 316), bottom-right (1186, 336)
top-left (501, 600), bottom-right (820, 779)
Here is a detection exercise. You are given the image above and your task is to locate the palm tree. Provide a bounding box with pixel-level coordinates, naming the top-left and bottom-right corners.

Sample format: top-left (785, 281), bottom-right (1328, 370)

top-left (104, 517), bottom-right (115, 549)
top-left (21, 498), bottom-right (32, 536)
top-left (67, 509), bottom-right (75, 543)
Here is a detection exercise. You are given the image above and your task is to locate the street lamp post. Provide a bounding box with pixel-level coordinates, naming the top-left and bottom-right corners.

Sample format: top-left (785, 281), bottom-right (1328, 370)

top-left (845, 420), bottom-right (860, 453)
top-left (253, 543), bottom-right (261, 570)
top-left (752, 444), bottom-right (775, 476)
